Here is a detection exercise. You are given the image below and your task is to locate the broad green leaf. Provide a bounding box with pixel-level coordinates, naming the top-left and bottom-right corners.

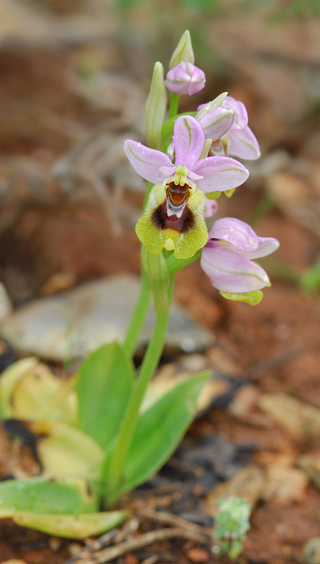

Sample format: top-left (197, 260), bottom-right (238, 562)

top-left (0, 510), bottom-right (130, 539)
top-left (28, 420), bottom-right (104, 481)
top-left (0, 357), bottom-right (38, 418)
top-left (0, 476), bottom-right (97, 514)
top-left (118, 371), bottom-right (210, 494)
top-left (141, 369), bottom-right (225, 415)
top-left (77, 343), bottom-right (134, 449)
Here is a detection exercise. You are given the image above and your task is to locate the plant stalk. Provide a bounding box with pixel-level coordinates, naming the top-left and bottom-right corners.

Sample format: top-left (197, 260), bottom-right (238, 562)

top-left (104, 278), bottom-right (174, 506)
top-left (123, 269), bottom-right (152, 358)
top-left (168, 93), bottom-right (180, 119)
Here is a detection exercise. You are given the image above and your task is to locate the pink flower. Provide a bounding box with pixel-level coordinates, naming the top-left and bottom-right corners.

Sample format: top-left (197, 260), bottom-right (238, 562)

top-left (201, 218), bottom-right (279, 293)
top-left (124, 115), bottom-right (249, 194)
top-left (197, 96), bottom-right (260, 161)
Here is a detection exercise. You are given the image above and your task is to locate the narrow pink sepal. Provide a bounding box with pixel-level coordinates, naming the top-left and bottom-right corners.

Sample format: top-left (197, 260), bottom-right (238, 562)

top-left (124, 140), bottom-right (172, 184)
top-left (227, 126), bottom-right (261, 160)
top-left (223, 96), bottom-right (248, 128)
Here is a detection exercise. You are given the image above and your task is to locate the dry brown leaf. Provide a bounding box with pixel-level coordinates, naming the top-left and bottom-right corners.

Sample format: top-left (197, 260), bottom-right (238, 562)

top-left (259, 393), bottom-right (320, 441)
top-left (205, 465), bottom-right (265, 516)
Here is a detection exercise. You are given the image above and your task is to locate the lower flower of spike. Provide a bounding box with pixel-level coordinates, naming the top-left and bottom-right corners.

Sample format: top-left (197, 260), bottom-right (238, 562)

top-left (136, 167), bottom-right (208, 259)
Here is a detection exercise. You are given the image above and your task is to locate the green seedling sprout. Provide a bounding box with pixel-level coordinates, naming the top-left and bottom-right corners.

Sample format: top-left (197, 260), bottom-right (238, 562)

top-left (213, 497), bottom-right (251, 560)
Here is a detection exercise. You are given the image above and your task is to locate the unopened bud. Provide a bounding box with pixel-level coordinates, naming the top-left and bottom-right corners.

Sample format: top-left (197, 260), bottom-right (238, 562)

top-left (145, 62), bottom-right (167, 150)
top-left (165, 62), bottom-right (205, 96)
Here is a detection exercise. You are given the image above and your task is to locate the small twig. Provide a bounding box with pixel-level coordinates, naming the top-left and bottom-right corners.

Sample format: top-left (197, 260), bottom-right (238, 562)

top-left (63, 529), bottom-right (119, 564)
top-left (77, 171), bottom-right (123, 237)
top-left (247, 346), bottom-right (303, 381)
top-left (137, 508), bottom-right (212, 540)
top-left (66, 527), bottom-right (210, 564)
top-left (141, 556), bottom-right (159, 564)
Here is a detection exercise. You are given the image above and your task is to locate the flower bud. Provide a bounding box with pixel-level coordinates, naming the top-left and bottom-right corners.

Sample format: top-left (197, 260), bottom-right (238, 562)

top-left (169, 30), bottom-right (194, 69)
top-left (165, 62), bottom-right (205, 96)
top-left (145, 62), bottom-right (167, 150)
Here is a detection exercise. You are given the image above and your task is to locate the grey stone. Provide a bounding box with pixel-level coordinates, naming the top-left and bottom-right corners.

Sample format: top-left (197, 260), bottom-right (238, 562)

top-left (304, 538), bottom-right (320, 564)
top-left (0, 282), bottom-right (12, 321)
top-left (0, 275), bottom-right (214, 361)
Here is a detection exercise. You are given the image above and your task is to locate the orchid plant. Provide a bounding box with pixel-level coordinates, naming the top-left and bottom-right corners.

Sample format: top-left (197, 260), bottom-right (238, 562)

top-left (0, 31), bottom-right (279, 539)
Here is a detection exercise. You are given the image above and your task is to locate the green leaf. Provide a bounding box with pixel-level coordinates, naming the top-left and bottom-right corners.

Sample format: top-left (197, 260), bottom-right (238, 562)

top-left (77, 343), bottom-right (134, 449)
top-left (118, 371), bottom-right (210, 494)
top-left (0, 510), bottom-right (130, 539)
top-left (0, 476), bottom-right (97, 514)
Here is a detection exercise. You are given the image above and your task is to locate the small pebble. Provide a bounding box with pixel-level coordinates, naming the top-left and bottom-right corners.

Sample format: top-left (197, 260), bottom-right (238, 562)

top-left (1, 561), bottom-right (29, 564)
top-left (68, 542), bottom-right (83, 556)
top-left (48, 536), bottom-right (62, 551)
top-left (125, 553), bottom-right (139, 564)
top-left (187, 547), bottom-right (210, 562)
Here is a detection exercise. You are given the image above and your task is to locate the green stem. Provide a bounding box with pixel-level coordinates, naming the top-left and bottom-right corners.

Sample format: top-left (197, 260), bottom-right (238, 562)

top-left (123, 269), bottom-right (152, 358)
top-left (168, 93), bottom-right (180, 119)
top-left (104, 278), bottom-right (174, 506)
top-left (166, 249), bottom-right (201, 276)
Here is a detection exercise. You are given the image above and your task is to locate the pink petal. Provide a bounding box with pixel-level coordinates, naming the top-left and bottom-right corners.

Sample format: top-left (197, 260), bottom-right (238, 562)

top-left (197, 107), bottom-right (234, 142)
top-left (223, 96), bottom-right (248, 128)
top-left (124, 140), bottom-right (172, 184)
top-left (173, 116), bottom-right (205, 169)
top-left (201, 246), bottom-right (270, 293)
top-left (227, 126), bottom-right (261, 160)
top-left (208, 218), bottom-right (279, 258)
top-left (208, 218), bottom-right (260, 251)
top-left (193, 156), bottom-right (249, 192)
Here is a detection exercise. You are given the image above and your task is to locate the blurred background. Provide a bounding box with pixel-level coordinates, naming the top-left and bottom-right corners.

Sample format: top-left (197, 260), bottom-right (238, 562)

top-left (1, 2), bottom-right (320, 563)
top-left (0, 0), bottom-right (319, 303)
